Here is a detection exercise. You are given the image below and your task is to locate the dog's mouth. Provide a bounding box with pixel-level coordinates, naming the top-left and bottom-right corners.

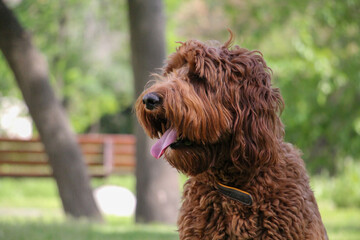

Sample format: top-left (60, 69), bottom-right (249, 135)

top-left (150, 128), bottom-right (193, 159)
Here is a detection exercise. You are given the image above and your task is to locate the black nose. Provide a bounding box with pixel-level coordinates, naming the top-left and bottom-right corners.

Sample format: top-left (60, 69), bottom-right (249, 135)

top-left (142, 92), bottom-right (161, 110)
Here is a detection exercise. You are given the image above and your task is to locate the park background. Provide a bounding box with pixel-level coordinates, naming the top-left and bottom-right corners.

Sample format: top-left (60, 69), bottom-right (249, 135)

top-left (0, 0), bottom-right (359, 239)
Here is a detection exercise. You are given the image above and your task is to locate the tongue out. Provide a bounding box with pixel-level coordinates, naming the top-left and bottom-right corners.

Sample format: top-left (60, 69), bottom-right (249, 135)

top-left (150, 129), bottom-right (178, 159)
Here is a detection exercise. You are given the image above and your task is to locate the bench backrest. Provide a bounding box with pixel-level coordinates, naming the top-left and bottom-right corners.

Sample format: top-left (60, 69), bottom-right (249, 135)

top-left (0, 134), bottom-right (135, 177)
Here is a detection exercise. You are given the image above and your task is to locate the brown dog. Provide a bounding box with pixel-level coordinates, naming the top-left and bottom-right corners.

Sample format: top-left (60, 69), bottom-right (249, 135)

top-left (135, 33), bottom-right (328, 239)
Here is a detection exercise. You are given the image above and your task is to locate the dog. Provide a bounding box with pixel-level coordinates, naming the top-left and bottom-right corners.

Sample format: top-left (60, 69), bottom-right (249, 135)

top-left (135, 32), bottom-right (328, 239)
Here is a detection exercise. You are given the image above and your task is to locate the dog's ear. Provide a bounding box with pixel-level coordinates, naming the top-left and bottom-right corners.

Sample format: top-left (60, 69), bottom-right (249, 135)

top-left (165, 31), bottom-right (235, 81)
top-left (165, 48), bottom-right (197, 74)
top-left (165, 41), bottom-right (220, 86)
top-left (229, 50), bottom-right (284, 177)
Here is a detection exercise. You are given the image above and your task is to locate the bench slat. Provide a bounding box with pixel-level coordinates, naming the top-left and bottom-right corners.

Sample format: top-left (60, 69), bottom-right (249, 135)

top-left (0, 134), bottom-right (136, 177)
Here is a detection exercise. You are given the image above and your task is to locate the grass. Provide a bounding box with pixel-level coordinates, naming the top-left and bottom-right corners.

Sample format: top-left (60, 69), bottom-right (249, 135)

top-left (0, 177), bottom-right (60, 209)
top-left (0, 175), bottom-right (135, 210)
top-left (0, 176), bottom-right (359, 239)
top-left (0, 176), bottom-right (179, 240)
top-left (320, 205), bottom-right (360, 240)
top-left (0, 217), bottom-right (178, 240)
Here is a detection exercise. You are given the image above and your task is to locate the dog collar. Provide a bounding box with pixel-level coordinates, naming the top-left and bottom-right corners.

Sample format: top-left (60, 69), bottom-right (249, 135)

top-left (216, 182), bottom-right (253, 206)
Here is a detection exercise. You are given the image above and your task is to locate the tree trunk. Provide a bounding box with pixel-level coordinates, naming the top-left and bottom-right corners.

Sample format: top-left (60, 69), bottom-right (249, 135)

top-left (0, 1), bottom-right (103, 222)
top-left (128, 0), bottom-right (180, 224)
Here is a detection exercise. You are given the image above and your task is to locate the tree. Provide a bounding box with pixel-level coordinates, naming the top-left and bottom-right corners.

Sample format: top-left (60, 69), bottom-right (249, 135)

top-left (0, 0), bottom-right (132, 133)
top-left (128, 0), bottom-right (180, 224)
top-left (0, 0), bottom-right (102, 222)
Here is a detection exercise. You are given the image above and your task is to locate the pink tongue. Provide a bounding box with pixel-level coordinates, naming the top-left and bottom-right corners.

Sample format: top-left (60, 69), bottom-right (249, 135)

top-left (151, 129), bottom-right (177, 159)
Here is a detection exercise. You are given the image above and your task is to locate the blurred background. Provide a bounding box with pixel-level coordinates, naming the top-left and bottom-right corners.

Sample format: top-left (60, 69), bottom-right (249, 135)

top-left (0, 0), bottom-right (359, 239)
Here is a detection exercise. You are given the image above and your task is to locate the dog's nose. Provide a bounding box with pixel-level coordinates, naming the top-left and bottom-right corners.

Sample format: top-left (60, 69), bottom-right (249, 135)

top-left (142, 92), bottom-right (161, 110)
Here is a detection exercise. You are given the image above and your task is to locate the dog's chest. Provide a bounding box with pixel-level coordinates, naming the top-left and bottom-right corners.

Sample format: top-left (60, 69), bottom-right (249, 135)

top-left (179, 182), bottom-right (259, 239)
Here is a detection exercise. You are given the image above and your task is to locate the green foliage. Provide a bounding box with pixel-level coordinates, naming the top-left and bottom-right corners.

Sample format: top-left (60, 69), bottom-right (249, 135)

top-left (0, 55), bottom-right (20, 97)
top-left (1, 0), bottom-right (359, 173)
top-left (244, 0), bottom-right (360, 173)
top-left (332, 159), bottom-right (360, 208)
top-left (1, 0), bottom-right (132, 133)
top-left (312, 160), bottom-right (360, 209)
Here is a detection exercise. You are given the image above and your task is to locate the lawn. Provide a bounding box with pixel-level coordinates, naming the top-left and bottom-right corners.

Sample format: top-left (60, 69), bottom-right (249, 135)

top-left (0, 176), bottom-right (359, 239)
top-left (0, 217), bottom-right (178, 240)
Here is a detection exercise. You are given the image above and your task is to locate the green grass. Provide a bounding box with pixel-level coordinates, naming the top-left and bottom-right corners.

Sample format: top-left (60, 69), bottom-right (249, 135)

top-left (0, 176), bottom-right (359, 239)
top-left (0, 177), bottom-right (60, 209)
top-left (320, 205), bottom-right (360, 240)
top-left (0, 175), bottom-right (135, 209)
top-left (0, 217), bottom-right (178, 240)
top-left (0, 176), bottom-right (178, 240)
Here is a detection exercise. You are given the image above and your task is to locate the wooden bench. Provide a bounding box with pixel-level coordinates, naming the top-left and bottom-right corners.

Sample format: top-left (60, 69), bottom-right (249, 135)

top-left (0, 134), bottom-right (135, 177)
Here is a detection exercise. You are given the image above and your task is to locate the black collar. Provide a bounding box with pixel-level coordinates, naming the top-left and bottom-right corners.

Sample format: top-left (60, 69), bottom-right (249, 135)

top-left (216, 182), bottom-right (253, 206)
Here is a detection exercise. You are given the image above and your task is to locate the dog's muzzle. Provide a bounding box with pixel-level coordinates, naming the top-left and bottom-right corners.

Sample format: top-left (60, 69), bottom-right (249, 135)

top-left (142, 92), bottom-right (161, 110)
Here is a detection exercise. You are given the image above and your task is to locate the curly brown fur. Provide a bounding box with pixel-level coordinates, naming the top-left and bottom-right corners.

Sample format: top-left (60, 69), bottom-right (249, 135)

top-left (135, 32), bottom-right (328, 239)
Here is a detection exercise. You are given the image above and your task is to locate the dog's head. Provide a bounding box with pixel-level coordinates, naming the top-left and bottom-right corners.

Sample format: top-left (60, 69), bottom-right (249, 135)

top-left (135, 32), bottom-right (284, 177)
